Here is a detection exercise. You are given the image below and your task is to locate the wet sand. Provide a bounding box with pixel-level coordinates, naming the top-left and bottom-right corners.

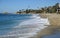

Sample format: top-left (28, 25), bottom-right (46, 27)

top-left (34, 13), bottom-right (60, 38)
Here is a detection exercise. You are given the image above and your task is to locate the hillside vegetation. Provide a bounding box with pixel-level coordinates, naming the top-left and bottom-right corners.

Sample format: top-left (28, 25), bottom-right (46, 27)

top-left (16, 3), bottom-right (60, 14)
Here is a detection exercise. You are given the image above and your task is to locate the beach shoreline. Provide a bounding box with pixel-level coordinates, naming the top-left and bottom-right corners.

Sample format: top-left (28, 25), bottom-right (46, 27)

top-left (33, 13), bottom-right (60, 38)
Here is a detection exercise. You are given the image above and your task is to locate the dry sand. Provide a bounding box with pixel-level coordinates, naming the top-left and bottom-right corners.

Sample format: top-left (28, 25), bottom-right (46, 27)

top-left (34, 13), bottom-right (60, 38)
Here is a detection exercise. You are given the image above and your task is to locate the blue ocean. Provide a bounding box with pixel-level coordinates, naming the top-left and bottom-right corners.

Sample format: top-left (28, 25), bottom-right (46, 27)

top-left (0, 14), bottom-right (49, 38)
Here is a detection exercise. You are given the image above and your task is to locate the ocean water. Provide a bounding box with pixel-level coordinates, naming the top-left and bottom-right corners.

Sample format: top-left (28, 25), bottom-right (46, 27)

top-left (0, 14), bottom-right (49, 38)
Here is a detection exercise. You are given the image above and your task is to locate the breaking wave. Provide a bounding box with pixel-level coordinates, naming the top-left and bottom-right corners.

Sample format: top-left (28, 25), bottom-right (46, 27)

top-left (0, 14), bottom-right (50, 38)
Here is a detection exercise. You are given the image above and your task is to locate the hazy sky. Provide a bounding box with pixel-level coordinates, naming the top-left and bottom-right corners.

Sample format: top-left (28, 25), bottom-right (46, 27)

top-left (0, 0), bottom-right (60, 13)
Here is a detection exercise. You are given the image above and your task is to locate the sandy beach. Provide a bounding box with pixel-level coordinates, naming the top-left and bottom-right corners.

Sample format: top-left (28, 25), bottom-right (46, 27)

top-left (33, 13), bottom-right (60, 38)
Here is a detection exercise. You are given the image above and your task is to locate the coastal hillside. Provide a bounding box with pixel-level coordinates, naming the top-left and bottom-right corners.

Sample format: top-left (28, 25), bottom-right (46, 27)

top-left (16, 3), bottom-right (60, 14)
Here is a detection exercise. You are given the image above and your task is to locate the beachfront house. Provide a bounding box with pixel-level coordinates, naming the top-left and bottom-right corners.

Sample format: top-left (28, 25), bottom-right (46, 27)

top-left (57, 4), bottom-right (60, 13)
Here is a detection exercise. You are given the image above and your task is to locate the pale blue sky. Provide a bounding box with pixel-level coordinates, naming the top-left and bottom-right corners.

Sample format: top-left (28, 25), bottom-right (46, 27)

top-left (0, 0), bottom-right (60, 13)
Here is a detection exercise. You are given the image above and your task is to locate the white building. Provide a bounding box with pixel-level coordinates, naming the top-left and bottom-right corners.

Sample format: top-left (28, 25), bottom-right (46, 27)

top-left (57, 4), bottom-right (60, 13)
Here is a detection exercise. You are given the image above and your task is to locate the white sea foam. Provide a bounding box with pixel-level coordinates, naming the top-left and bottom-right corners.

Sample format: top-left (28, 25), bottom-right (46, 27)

top-left (0, 14), bottom-right (50, 38)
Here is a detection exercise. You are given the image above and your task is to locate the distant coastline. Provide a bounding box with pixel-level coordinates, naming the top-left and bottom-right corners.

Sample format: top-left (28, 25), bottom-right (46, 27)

top-left (0, 3), bottom-right (60, 14)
